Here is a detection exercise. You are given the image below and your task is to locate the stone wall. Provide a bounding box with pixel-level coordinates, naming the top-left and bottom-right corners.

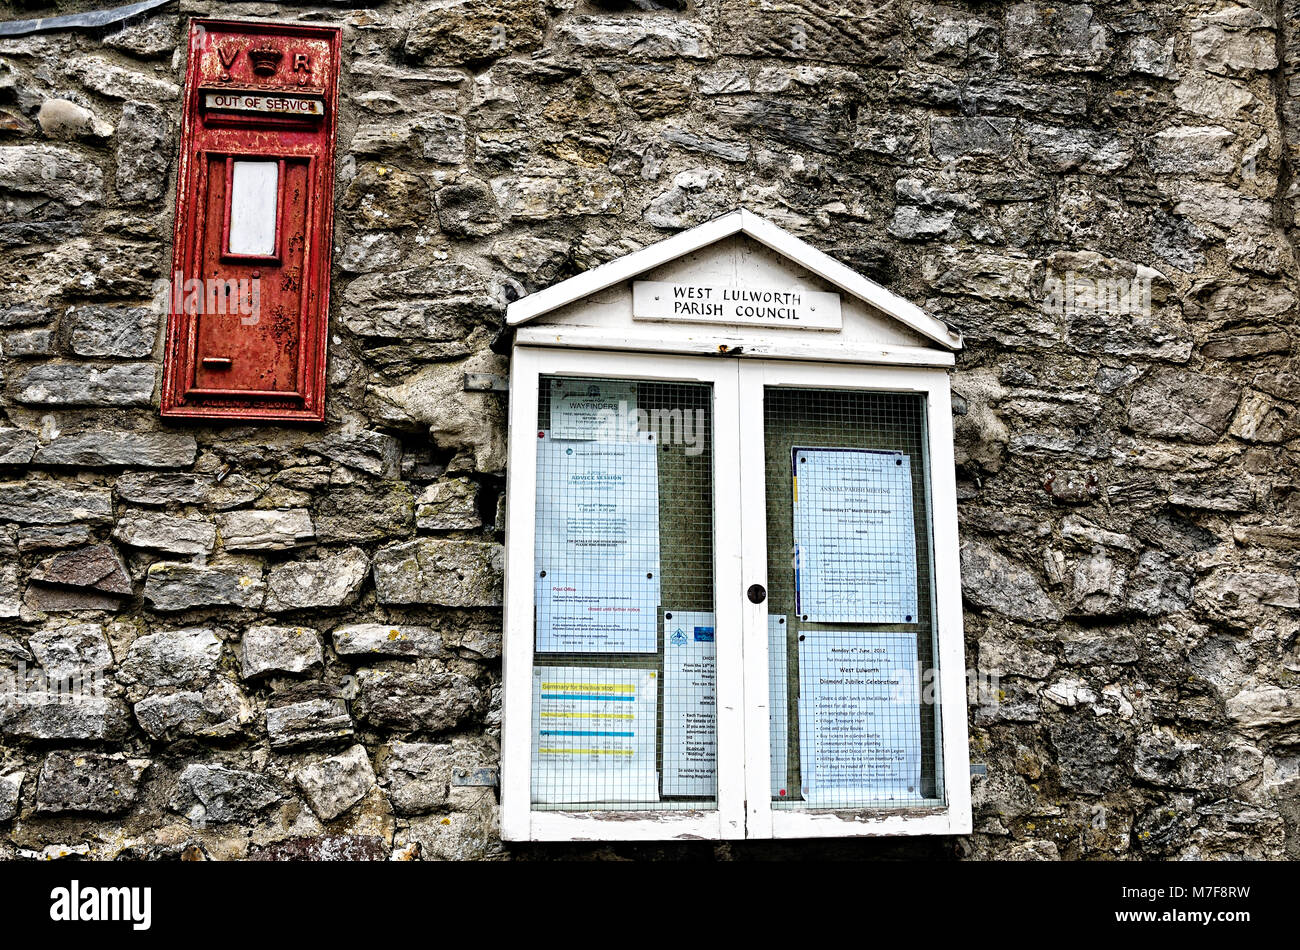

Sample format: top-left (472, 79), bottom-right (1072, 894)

top-left (0, 0), bottom-right (1297, 860)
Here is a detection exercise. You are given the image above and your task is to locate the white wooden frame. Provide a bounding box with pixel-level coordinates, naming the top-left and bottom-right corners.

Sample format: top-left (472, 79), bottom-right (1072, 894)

top-left (501, 349), bottom-right (971, 841)
top-left (500, 209), bottom-right (970, 842)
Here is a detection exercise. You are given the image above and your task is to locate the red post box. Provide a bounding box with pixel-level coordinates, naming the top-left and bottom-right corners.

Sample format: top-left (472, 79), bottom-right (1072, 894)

top-left (161, 19), bottom-right (341, 423)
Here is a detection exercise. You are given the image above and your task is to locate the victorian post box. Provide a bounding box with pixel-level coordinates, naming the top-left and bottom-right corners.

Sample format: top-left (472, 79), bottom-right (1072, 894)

top-left (161, 19), bottom-right (341, 423)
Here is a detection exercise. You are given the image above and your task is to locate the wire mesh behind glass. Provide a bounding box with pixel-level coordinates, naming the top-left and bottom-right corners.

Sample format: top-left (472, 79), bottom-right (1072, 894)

top-left (764, 388), bottom-right (943, 810)
top-left (531, 376), bottom-right (716, 811)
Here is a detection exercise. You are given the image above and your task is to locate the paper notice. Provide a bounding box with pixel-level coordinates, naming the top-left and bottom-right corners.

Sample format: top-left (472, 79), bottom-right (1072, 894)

top-left (535, 435), bottom-right (660, 652)
top-left (549, 379), bottom-right (638, 441)
top-left (792, 447), bottom-right (918, 624)
top-left (531, 666), bottom-right (659, 804)
top-left (797, 631), bottom-right (922, 806)
top-left (662, 610), bottom-right (716, 797)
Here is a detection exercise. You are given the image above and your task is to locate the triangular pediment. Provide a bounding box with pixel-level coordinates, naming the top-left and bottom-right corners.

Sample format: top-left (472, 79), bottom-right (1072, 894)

top-left (506, 209), bottom-right (961, 353)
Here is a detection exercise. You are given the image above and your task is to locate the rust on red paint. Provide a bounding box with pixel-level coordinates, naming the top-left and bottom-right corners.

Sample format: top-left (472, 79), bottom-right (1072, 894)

top-left (161, 18), bottom-right (340, 424)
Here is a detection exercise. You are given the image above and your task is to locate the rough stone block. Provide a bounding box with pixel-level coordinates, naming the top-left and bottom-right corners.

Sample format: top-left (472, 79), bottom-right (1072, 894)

top-left (930, 117), bottom-right (1015, 162)
top-left (0, 561), bottom-right (17, 619)
top-left (3, 328), bottom-right (54, 356)
top-left (0, 693), bottom-right (130, 741)
top-left (172, 763), bottom-right (283, 823)
top-left (1025, 123), bottom-right (1132, 174)
top-left (717, 0), bottom-right (901, 65)
top-left (119, 627), bottom-right (222, 693)
top-left (114, 511), bottom-right (216, 555)
top-left (67, 305), bottom-right (159, 357)
top-left (241, 625), bottom-right (324, 679)
top-left (415, 478), bottom-right (480, 530)
top-left (434, 177), bottom-right (502, 238)
top-left (405, 0), bottom-right (549, 64)
top-left (144, 561), bottom-right (266, 611)
top-left (333, 623), bottom-right (443, 659)
top-left (308, 428), bottom-right (401, 477)
top-left (2, 483), bottom-right (113, 525)
top-left (29, 543), bottom-right (131, 594)
top-left (1190, 23), bottom-right (1278, 75)
top-left (35, 752), bottom-right (150, 815)
top-left (134, 680), bottom-right (251, 741)
top-left (365, 352), bottom-right (507, 472)
top-left (37, 98), bottom-right (113, 140)
top-left (341, 163), bottom-right (431, 230)
top-left (0, 429), bottom-right (37, 465)
top-left (33, 431), bottom-right (196, 468)
top-left (1004, 3), bottom-right (1108, 72)
top-left (15, 363), bottom-right (155, 407)
top-left (1226, 686), bottom-right (1300, 741)
top-left (217, 509), bottom-right (315, 552)
top-left (379, 740), bottom-right (453, 814)
top-left (312, 483), bottom-right (414, 544)
top-left (249, 834), bottom-right (387, 861)
top-left (372, 538), bottom-right (503, 606)
top-left (491, 173), bottom-right (623, 220)
top-left (27, 624), bottom-right (113, 680)
top-left (115, 472), bottom-right (214, 506)
top-left (116, 101), bottom-right (171, 204)
top-left (960, 540), bottom-right (1061, 623)
top-left (400, 798), bottom-right (502, 860)
top-left (69, 55), bottom-right (179, 100)
top-left (294, 744), bottom-right (376, 822)
top-left (1128, 368), bottom-right (1241, 444)
top-left (266, 697), bottom-right (354, 750)
top-left (353, 669), bottom-right (485, 733)
top-left (0, 144), bottom-right (104, 206)
top-left (910, 3), bottom-right (999, 67)
top-left (265, 548), bottom-right (369, 612)
top-left (0, 771), bottom-right (22, 821)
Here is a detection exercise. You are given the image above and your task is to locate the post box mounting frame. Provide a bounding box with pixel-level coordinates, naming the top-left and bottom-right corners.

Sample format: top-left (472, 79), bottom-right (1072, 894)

top-left (160, 17), bottom-right (340, 424)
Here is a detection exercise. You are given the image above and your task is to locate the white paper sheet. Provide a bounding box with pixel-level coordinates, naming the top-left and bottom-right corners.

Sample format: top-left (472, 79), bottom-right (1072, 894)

top-left (535, 435), bottom-right (660, 652)
top-left (662, 610), bottom-right (716, 797)
top-left (531, 666), bottom-right (659, 804)
top-left (797, 632), bottom-right (922, 805)
top-left (549, 379), bottom-right (639, 441)
top-left (792, 447), bottom-right (919, 624)
top-left (768, 614), bottom-right (790, 800)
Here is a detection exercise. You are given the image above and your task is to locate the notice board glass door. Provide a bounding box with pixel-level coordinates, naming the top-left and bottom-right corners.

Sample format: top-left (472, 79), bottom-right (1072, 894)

top-left (737, 360), bottom-right (966, 840)
top-left (529, 375), bottom-right (718, 812)
top-left (761, 387), bottom-right (940, 806)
